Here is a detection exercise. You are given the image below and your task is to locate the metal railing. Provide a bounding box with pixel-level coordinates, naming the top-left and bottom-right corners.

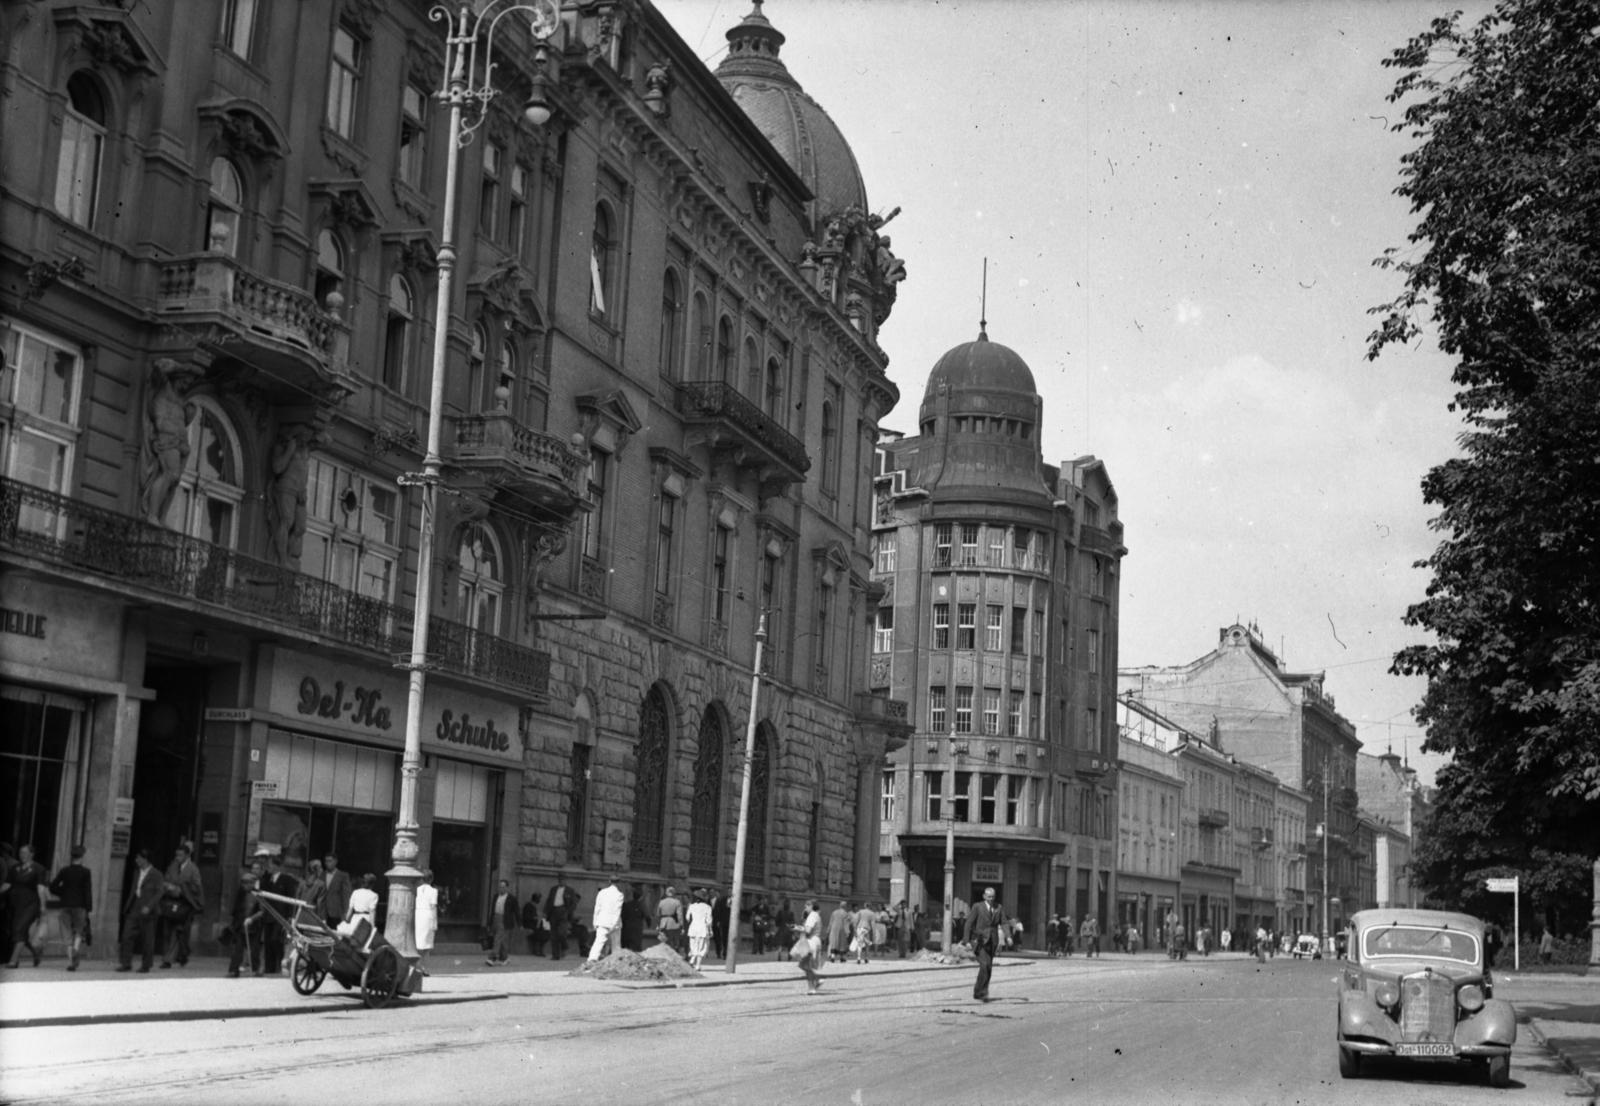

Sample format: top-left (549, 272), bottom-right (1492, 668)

top-left (0, 478), bottom-right (548, 698)
top-left (672, 382), bottom-right (810, 475)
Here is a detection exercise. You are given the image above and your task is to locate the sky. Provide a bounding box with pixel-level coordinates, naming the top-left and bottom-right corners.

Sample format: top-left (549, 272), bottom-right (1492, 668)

top-left (660, 0), bottom-right (1482, 786)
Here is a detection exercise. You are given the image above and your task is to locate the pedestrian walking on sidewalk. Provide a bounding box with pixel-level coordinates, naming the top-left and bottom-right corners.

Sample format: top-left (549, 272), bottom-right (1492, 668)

top-left (964, 886), bottom-right (1003, 1002)
top-left (321, 855), bottom-right (352, 929)
top-left (686, 888), bottom-right (713, 969)
top-left (655, 885), bottom-right (683, 957)
top-left (710, 886), bottom-right (730, 960)
top-left (546, 875), bottom-right (579, 961)
top-left (49, 845), bottom-right (93, 970)
top-left (300, 859), bottom-right (327, 921)
top-left (160, 843), bottom-right (203, 969)
top-left (853, 902), bottom-right (877, 964)
top-left (586, 873), bottom-right (624, 967)
top-left (620, 886), bottom-right (646, 953)
top-left (117, 849), bottom-right (164, 972)
top-left (486, 878), bottom-right (518, 965)
top-left (258, 853), bottom-right (298, 973)
top-left (1539, 928), bottom-right (1554, 965)
top-left (893, 899), bottom-right (910, 959)
top-left (226, 859), bottom-right (264, 977)
top-left (826, 900), bottom-right (851, 963)
top-left (795, 898), bottom-right (824, 994)
top-left (1081, 914), bottom-right (1100, 957)
top-left (1060, 914), bottom-right (1076, 956)
top-left (3, 844), bottom-right (47, 968)
top-left (774, 899), bottom-right (795, 960)
top-left (415, 869), bottom-right (438, 970)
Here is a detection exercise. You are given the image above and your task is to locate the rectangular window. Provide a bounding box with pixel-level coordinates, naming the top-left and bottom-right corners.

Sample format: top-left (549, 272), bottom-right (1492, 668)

top-left (875, 531), bottom-right (896, 574)
top-left (1033, 607), bottom-right (1044, 655)
top-left (988, 527), bottom-right (1005, 565)
top-left (982, 689), bottom-right (1000, 735)
top-left (1090, 558), bottom-right (1105, 596)
top-left (1014, 527), bottom-right (1032, 570)
top-left (932, 603), bottom-right (949, 649)
top-left (712, 525), bottom-right (730, 623)
top-left (954, 686), bottom-right (973, 734)
top-left (1086, 706), bottom-right (1099, 751)
top-left (654, 492), bottom-right (676, 596)
top-left (980, 773), bottom-right (999, 824)
top-left (299, 456), bottom-right (401, 602)
top-left (1007, 775), bottom-right (1024, 826)
top-left (984, 605), bottom-right (1003, 652)
top-left (881, 769), bottom-right (896, 824)
top-left (507, 164), bottom-right (528, 249)
top-left (55, 110), bottom-right (103, 228)
top-left (327, 27), bottom-right (361, 139)
top-left (582, 451), bottom-right (609, 560)
top-left (959, 523), bottom-right (978, 565)
top-left (956, 604), bottom-right (976, 650)
top-left (929, 686), bottom-right (947, 732)
top-left (1031, 692), bottom-right (1041, 739)
top-left (874, 607), bottom-right (894, 653)
top-left (925, 771), bottom-right (944, 821)
top-left (1008, 692), bottom-right (1022, 737)
top-left (222, 0), bottom-right (258, 59)
top-left (952, 771), bottom-right (971, 822)
top-left (398, 85), bottom-right (428, 189)
top-left (479, 142), bottom-right (502, 239)
top-left (933, 522), bottom-right (952, 567)
top-left (1011, 607), bottom-right (1026, 654)
top-left (1087, 628), bottom-right (1100, 673)
top-left (2, 322), bottom-right (82, 501)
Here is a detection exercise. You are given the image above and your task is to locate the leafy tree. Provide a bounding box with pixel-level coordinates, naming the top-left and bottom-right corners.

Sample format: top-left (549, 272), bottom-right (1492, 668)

top-left (1370, 0), bottom-right (1600, 881)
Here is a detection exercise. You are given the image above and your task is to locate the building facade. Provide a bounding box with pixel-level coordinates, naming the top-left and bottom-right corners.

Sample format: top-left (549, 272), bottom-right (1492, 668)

top-left (1116, 728), bottom-right (1182, 950)
top-left (870, 335), bottom-right (1126, 946)
top-left (1121, 622), bottom-right (1362, 938)
top-left (1, 0), bottom-right (909, 951)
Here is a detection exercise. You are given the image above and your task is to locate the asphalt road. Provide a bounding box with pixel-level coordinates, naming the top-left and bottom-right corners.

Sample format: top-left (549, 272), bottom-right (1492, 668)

top-left (1, 955), bottom-right (1589, 1105)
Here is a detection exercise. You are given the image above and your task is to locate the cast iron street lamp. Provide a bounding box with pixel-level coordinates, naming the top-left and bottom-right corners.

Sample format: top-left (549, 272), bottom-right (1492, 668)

top-left (384, 0), bottom-right (560, 964)
top-left (724, 614), bottom-right (767, 973)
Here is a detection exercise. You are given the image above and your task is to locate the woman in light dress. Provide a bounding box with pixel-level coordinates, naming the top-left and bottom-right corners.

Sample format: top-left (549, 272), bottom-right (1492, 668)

top-left (414, 869), bottom-right (438, 970)
top-left (796, 898), bottom-right (824, 995)
top-left (686, 888), bottom-right (714, 969)
top-left (339, 874), bottom-right (380, 945)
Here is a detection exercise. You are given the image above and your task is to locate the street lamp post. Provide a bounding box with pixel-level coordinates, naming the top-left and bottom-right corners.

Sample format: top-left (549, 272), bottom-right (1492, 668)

top-left (942, 815), bottom-right (955, 953)
top-left (724, 614), bottom-right (767, 974)
top-left (383, 0), bottom-right (560, 965)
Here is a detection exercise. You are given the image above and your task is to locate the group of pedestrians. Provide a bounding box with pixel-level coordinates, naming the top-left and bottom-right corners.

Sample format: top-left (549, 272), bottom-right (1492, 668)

top-left (2, 842), bottom-right (89, 970)
top-left (222, 850), bottom-right (373, 978)
top-left (1043, 913), bottom-right (1102, 956)
top-left (818, 899), bottom-right (919, 962)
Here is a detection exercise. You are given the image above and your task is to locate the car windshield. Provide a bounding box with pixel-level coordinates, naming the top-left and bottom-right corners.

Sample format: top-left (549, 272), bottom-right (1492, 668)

top-left (1361, 925), bottom-right (1479, 964)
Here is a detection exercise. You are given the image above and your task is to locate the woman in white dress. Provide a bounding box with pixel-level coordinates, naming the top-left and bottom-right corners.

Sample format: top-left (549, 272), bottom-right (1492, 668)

top-left (686, 888), bottom-right (714, 968)
top-left (797, 898), bottom-right (823, 995)
top-left (340, 874), bottom-right (380, 945)
top-left (414, 869), bottom-right (438, 970)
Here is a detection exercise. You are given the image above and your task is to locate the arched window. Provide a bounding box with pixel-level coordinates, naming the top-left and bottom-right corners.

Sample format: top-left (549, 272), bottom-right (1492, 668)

top-left (691, 292), bottom-right (710, 379)
top-left (743, 337), bottom-right (760, 399)
top-left (383, 274), bottom-right (413, 392)
top-left (689, 707), bottom-right (725, 877)
top-left (716, 317), bottom-right (733, 384)
top-left (496, 339), bottom-right (516, 408)
top-left (207, 157), bottom-right (243, 256)
top-left (658, 269), bottom-right (681, 379)
top-left (468, 322), bottom-right (487, 413)
top-left (55, 74), bottom-right (106, 227)
top-left (314, 230), bottom-right (345, 312)
top-left (456, 522), bottom-right (503, 635)
top-left (165, 399), bottom-right (244, 548)
top-left (765, 357), bottom-right (784, 421)
top-left (746, 722), bottom-right (775, 885)
top-left (631, 685), bottom-right (671, 871)
top-left (589, 203), bottom-right (613, 316)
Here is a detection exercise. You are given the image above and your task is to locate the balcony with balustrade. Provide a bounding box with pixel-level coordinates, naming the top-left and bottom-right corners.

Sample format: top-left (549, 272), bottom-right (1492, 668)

top-left (155, 254), bottom-right (355, 399)
top-left (448, 410), bottom-right (588, 517)
top-left (0, 477), bottom-right (548, 700)
top-left (854, 691), bottom-right (913, 752)
top-left (673, 382), bottom-right (810, 496)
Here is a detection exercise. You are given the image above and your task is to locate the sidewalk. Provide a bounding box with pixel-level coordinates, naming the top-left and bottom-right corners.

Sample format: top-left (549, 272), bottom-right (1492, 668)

top-left (1496, 970), bottom-right (1600, 1095)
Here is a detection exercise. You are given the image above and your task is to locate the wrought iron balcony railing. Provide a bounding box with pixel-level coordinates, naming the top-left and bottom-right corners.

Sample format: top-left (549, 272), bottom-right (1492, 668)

top-left (0, 478), bottom-right (548, 699)
top-left (1198, 807), bottom-right (1231, 829)
top-left (673, 381), bottom-right (810, 478)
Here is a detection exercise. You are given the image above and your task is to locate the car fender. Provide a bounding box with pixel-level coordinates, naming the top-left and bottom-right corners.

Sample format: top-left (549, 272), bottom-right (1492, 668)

top-left (1455, 998), bottom-right (1517, 1049)
top-left (1338, 990), bottom-right (1399, 1044)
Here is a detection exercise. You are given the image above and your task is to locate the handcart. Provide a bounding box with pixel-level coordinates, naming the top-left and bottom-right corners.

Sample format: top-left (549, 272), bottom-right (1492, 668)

top-left (252, 890), bottom-right (417, 1009)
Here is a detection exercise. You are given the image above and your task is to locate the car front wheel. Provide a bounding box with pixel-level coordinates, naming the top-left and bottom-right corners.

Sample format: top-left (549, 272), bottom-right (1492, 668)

top-left (1487, 1054), bottom-right (1511, 1088)
top-left (1337, 1043), bottom-right (1361, 1079)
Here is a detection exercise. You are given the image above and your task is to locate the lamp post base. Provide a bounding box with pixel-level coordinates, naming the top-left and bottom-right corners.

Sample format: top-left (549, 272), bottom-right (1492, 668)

top-left (384, 860), bottom-right (423, 971)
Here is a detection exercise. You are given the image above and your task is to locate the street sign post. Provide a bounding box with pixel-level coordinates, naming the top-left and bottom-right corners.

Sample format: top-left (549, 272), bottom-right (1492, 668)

top-left (1486, 877), bottom-right (1519, 970)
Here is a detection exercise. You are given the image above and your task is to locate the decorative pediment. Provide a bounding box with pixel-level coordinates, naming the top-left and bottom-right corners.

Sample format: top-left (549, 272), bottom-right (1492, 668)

top-left (200, 99), bottom-right (289, 162)
top-left (467, 262), bottom-right (544, 335)
top-left (309, 178), bottom-right (381, 231)
top-left (54, 8), bottom-right (164, 78)
top-left (811, 540), bottom-right (852, 588)
top-left (575, 389), bottom-right (642, 454)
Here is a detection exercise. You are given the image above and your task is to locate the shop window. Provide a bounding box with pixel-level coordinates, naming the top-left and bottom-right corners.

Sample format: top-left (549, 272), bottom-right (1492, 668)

top-left (259, 730), bottom-right (397, 898)
top-left (688, 708), bottom-right (724, 877)
top-left (589, 203), bottom-right (614, 316)
top-left (746, 723), bottom-right (773, 884)
top-left (55, 73), bottom-right (105, 228)
top-left (314, 230), bottom-right (346, 312)
top-left (479, 141), bottom-right (502, 239)
top-left (507, 164), bottom-right (528, 249)
top-left (207, 157), bottom-right (244, 256)
top-left (327, 26), bottom-right (362, 140)
top-left (164, 399), bottom-right (244, 548)
top-left (929, 686), bottom-right (946, 732)
top-left (658, 269), bottom-right (681, 379)
top-left (301, 455), bottom-right (399, 600)
top-left (0, 687), bottom-right (85, 868)
top-left (873, 606), bottom-right (893, 653)
top-left (222, 0), bottom-right (259, 59)
top-left (382, 274), bottom-right (414, 392)
top-left (457, 522), bottom-right (504, 636)
top-left (564, 742), bottom-right (590, 865)
top-left (1, 321), bottom-right (83, 505)
top-left (630, 685), bottom-right (671, 871)
top-left (398, 84), bottom-right (428, 190)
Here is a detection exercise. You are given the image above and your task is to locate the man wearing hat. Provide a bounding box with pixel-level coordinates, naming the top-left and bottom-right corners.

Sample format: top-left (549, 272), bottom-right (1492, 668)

top-left (656, 885), bottom-right (683, 956)
top-left (48, 845), bottom-right (93, 971)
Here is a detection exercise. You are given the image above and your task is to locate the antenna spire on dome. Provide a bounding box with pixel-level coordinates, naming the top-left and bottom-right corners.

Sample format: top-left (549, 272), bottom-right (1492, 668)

top-left (978, 257), bottom-right (989, 341)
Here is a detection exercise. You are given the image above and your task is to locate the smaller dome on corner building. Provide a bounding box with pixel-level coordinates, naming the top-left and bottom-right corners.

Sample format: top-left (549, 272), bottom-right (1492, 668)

top-left (919, 329), bottom-right (1040, 430)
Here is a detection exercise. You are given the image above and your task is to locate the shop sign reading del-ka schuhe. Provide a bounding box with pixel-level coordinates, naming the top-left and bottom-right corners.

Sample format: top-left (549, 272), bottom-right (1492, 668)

top-left (265, 648), bottom-right (523, 764)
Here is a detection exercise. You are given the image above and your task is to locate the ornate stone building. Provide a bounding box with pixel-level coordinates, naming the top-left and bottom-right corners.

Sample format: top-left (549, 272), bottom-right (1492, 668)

top-left (1, 0), bottom-right (908, 952)
top-left (871, 333), bottom-right (1126, 947)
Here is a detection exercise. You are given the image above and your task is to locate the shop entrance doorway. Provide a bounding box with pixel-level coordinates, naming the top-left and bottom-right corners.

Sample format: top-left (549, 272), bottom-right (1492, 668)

top-left (124, 662), bottom-right (208, 936)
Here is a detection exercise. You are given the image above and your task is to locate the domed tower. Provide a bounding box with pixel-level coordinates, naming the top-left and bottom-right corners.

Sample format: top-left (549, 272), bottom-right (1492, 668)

top-left (717, 3), bottom-right (906, 337)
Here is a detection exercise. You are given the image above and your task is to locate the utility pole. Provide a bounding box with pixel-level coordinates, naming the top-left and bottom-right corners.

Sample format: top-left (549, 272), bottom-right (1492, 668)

top-left (1322, 772), bottom-right (1330, 950)
top-left (725, 614), bottom-right (767, 974)
top-left (941, 815), bottom-right (955, 952)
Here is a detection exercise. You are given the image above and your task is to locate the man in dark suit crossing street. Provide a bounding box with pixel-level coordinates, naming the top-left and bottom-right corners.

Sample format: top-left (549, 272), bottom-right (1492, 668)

top-left (963, 886), bottom-right (1004, 1003)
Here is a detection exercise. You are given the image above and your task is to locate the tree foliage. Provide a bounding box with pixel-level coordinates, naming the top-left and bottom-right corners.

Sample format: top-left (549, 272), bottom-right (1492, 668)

top-left (1370, 0), bottom-right (1600, 880)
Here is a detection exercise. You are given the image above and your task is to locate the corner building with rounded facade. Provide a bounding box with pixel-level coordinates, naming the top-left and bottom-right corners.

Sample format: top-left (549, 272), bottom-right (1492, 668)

top-left (872, 332), bottom-right (1126, 947)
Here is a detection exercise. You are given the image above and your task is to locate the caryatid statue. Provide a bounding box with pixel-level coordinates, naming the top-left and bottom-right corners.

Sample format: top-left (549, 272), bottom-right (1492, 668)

top-left (139, 359), bottom-right (197, 525)
top-left (267, 424), bottom-right (326, 564)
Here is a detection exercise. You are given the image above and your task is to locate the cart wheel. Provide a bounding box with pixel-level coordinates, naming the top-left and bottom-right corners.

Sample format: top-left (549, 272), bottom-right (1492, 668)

top-left (289, 949), bottom-right (326, 995)
top-left (361, 946), bottom-right (403, 1009)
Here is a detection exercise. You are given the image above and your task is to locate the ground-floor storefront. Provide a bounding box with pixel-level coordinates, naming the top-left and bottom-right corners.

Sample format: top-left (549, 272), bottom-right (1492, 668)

top-left (1179, 865), bottom-right (1237, 949)
top-left (1116, 874), bottom-right (1179, 951)
top-left (1277, 890), bottom-right (1308, 938)
top-left (891, 835), bottom-right (1066, 951)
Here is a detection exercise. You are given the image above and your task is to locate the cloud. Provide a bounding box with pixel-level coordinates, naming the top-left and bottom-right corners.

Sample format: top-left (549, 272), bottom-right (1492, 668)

top-left (1174, 299), bottom-right (1204, 325)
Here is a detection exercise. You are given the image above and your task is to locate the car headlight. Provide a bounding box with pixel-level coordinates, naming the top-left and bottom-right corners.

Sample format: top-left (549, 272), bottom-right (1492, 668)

top-left (1457, 984), bottom-right (1485, 1012)
top-left (1374, 981), bottom-right (1399, 1008)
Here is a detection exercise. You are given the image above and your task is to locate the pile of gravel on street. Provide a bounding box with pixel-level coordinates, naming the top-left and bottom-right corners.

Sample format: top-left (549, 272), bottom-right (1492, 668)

top-left (910, 945), bottom-right (975, 965)
top-left (573, 947), bottom-right (702, 982)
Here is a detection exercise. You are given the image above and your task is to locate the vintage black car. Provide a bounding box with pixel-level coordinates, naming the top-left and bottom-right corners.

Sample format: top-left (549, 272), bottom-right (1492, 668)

top-left (1336, 908), bottom-right (1516, 1086)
